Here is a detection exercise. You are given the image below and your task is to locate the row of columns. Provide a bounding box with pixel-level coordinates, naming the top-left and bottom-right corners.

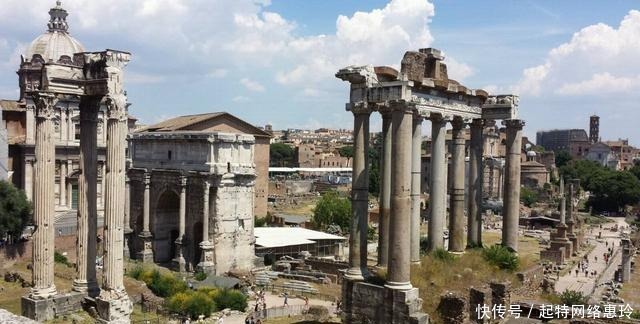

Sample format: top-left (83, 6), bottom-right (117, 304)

top-left (28, 91), bottom-right (131, 312)
top-left (356, 103), bottom-right (525, 287)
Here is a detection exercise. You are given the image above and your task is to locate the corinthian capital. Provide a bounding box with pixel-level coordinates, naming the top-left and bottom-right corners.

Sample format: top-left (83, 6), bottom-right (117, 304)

top-left (105, 94), bottom-right (127, 121)
top-left (33, 92), bottom-right (58, 120)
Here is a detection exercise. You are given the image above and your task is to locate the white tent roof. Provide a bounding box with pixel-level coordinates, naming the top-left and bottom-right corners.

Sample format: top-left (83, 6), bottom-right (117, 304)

top-left (254, 227), bottom-right (346, 248)
top-left (269, 167), bottom-right (352, 173)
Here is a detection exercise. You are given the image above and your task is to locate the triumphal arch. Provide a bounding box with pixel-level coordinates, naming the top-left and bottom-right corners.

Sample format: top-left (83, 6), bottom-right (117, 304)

top-left (336, 48), bottom-right (523, 323)
top-left (19, 48), bottom-right (133, 323)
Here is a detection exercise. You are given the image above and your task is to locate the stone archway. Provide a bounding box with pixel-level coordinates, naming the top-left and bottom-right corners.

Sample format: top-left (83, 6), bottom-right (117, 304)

top-left (153, 190), bottom-right (180, 263)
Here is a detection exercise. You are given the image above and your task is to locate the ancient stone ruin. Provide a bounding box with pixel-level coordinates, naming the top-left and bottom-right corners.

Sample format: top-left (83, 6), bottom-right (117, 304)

top-left (336, 47), bottom-right (522, 323)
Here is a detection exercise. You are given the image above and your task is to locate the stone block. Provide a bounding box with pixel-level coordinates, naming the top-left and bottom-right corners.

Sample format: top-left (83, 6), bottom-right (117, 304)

top-left (489, 281), bottom-right (511, 308)
top-left (95, 293), bottom-right (133, 324)
top-left (21, 296), bottom-right (55, 322)
top-left (21, 291), bottom-right (85, 322)
top-left (437, 291), bottom-right (467, 324)
top-left (342, 281), bottom-right (429, 324)
top-left (469, 287), bottom-right (491, 323)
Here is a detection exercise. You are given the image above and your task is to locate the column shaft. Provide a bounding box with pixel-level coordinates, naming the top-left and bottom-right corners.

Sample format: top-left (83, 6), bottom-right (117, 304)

top-left (102, 95), bottom-right (127, 292)
top-left (386, 104), bottom-right (413, 290)
top-left (449, 118), bottom-right (466, 252)
top-left (138, 173), bottom-right (153, 263)
top-left (377, 111), bottom-right (392, 267)
top-left (24, 160), bottom-right (33, 201)
top-left (467, 119), bottom-right (484, 247)
top-left (410, 116), bottom-right (422, 262)
top-left (427, 115), bottom-right (447, 251)
top-left (345, 106), bottom-right (370, 280)
top-left (559, 177), bottom-right (566, 224)
top-left (73, 96), bottom-right (100, 296)
top-left (60, 162), bottom-right (66, 207)
top-left (123, 175), bottom-right (131, 258)
top-left (174, 176), bottom-right (187, 272)
top-left (30, 92), bottom-right (57, 299)
top-left (142, 174), bottom-right (151, 233)
top-left (202, 182), bottom-right (210, 243)
top-left (501, 119), bottom-right (524, 252)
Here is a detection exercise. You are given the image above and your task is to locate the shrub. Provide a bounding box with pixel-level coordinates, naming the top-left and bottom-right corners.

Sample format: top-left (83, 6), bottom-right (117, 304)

top-left (54, 251), bottom-right (71, 267)
top-left (482, 245), bottom-right (519, 271)
top-left (194, 271), bottom-right (207, 282)
top-left (213, 289), bottom-right (248, 311)
top-left (431, 248), bottom-right (454, 263)
top-left (147, 270), bottom-right (188, 297)
top-left (166, 291), bottom-right (216, 319)
top-left (419, 237), bottom-right (429, 255)
top-left (559, 290), bottom-right (587, 306)
top-left (127, 265), bottom-right (144, 280)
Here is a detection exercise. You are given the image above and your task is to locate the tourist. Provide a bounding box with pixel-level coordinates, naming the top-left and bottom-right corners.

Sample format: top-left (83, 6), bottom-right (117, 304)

top-left (575, 269), bottom-right (579, 277)
top-left (284, 292), bottom-right (289, 306)
top-left (218, 316), bottom-right (224, 324)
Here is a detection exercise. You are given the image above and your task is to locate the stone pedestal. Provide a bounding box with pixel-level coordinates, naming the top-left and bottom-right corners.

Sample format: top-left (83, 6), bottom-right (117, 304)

top-left (137, 231), bottom-right (154, 263)
top-left (197, 242), bottom-right (216, 274)
top-left (22, 291), bottom-right (85, 322)
top-left (342, 281), bottom-right (428, 324)
top-left (95, 290), bottom-right (133, 324)
top-left (173, 240), bottom-right (187, 273)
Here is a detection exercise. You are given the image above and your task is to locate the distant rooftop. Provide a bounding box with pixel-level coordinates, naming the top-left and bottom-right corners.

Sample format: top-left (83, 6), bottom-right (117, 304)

top-left (254, 227), bottom-right (345, 248)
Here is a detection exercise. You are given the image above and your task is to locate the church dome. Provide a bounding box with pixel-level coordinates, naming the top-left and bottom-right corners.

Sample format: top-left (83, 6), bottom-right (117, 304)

top-left (24, 1), bottom-right (84, 63)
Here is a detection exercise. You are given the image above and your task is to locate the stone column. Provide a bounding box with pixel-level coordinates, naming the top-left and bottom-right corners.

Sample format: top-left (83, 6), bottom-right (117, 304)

top-left (377, 108), bottom-right (392, 267)
top-left (427, 114), bottom-right (448, 252)
top-left (60, 161), bottom-right (67, 208)
top-left (66, 160), bottom-right (72, 208)
top-left (467, 119), bottom-right (484, 248)
top-left (137, 172), bottom-right (153, 262)
top-left (501, 119), bottom-right (524, 252)
top-left (559, 177), bottom-right (566, 225)
top-left (100, 162), bottom-right (106, 208)
top-left (96, 94), bottom-right (132, 319)
top-left (385, 102), bottom-right (413, 290)
top-left (345, 103), bottom-right (370, 280)
top-left (173, 175), bottom-right (187, 272)
top-left (198, 179), bottom-right (215, 273)
top-left (410, 115), bottom-right (422, 263)
top-left (29, 92), bottom-right (58, 299)
top-left (621, 239), bottom-right (632, 283)
top-left (24, 159), bottom-right (33, 201)
top-left (72, 95), bottom-right (100, 297)
top-left (449, 117), bottom-right (466, 253)
top-left (123, 175), bottom-right (132, 259)
top-left (498, 167), bottom-right (504, 200)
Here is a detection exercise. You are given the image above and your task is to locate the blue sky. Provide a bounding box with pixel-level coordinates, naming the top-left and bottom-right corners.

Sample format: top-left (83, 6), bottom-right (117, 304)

top-left (1, 0), bottom-right (639, 143)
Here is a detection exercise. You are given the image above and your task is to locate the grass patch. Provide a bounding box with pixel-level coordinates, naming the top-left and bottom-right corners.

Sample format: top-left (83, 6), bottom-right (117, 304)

top-left (54, 251), bottom-right (71, 267)
top-left (412, 249), bottom-right (520, 321)
top-left (431, 248), bottom-right (454, 263)
top-left (482, 245), bottom-right (519, 271)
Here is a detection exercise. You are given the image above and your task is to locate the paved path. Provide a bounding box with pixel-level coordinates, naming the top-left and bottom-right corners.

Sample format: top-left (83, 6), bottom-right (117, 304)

top-left (219, 292), bottom-right (337, 324)
top-left (554, 217), bottom-right (628, 296)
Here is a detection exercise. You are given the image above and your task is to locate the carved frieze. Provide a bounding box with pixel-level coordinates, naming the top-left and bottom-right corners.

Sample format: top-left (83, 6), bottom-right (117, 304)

top-left (33, 92), bottom-right (58, 120)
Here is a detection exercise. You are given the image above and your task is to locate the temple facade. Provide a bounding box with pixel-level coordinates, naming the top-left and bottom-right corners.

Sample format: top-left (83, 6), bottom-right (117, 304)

top-left (0, 1), bottom-right (136, 212)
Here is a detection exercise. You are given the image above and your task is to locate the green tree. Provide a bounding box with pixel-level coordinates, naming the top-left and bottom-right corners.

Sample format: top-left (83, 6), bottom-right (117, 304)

top-left (520, 187), bottom-right (538, 207)
top-left (555, 151), bottom-right (572, 168)
top-left (312, 190), bottom-right (351, 231)
top-left (338, 145), bottom-right (354, 158)
top-left (0, 180), bottom-right (31, 241)
top-left (587, 171), bottom-right (640, 213)
top-left (269, 143), bottom-right (295, 167)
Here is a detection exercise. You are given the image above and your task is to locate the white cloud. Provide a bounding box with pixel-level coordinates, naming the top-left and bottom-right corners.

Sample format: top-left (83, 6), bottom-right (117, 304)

top-left (240, 78), bottom-right (265, 92)
top-left (207, 69), bottom-right (228, 78)
top-left (232, 95), bottom-right (250, 102)
top-left (127, 71), bottom-right (166, 84)
top-left (557, 72), bottom-right (640, 96)
top-left (515, 10), bottom-right (640, 96)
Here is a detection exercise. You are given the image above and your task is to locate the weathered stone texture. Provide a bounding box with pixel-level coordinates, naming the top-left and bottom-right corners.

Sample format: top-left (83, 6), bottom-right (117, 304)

top-left (437, 292), bottom-right (468, 324)
top-left (343, 281), bottom-right (428, 324)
